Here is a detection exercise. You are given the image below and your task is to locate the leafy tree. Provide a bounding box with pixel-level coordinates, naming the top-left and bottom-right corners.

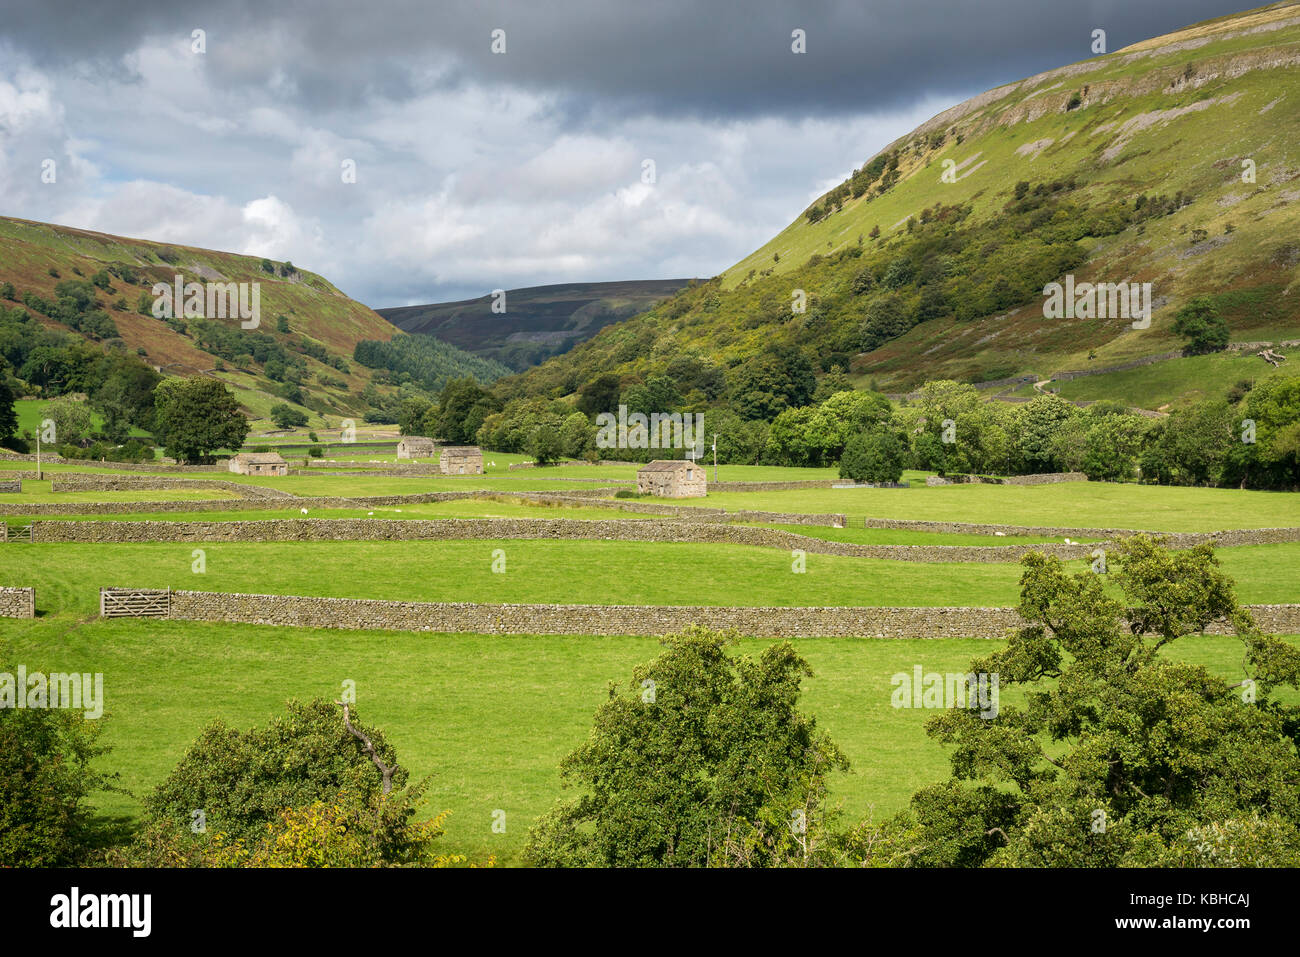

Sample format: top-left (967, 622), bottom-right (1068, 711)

top-left (1080, 412), bottom-right (1147, 482)
top-left (527, 423), bottom-right (563, 465)
top-left (767, 389), bottom-right (892, 467)
top-left (1139, 399), bottom-right (1233, 485)
top-left (432, 377), bottom-right (500, 444)
top-left (0, 376), bottom-right (18, 446)
top-left (127, 698), bottom-right (457, 868)
top-left (154, 376), bottom-right (250, 463)
top-left (706, 409), bottom-right (769, 465)
top-left (1223, 373), bottom-right (1300, 490)
top-left (270, 403), bottom-right (308, 429)
top-left (1172, 296), bottom-right (1229, 355)
top-left (1015, 393), bottom-right (1079, 472)
top-left (839, 428), bottom-right (905, 483)
top-left (859, 293), bottom-right (910, 350)
top-left (0, 641), bottom-right (117, 866)
top-left (45, 395), bottom-right (95, 447)
top-left (901, 537), bottom-right (1300, 867)
top-left (575, 373), bottom-right (622, 417)
top-left (729, 347), bottom-right (816, 421)
top-left (559, 411), bottom-right (595, 460)
top-left (525, 627), bottom-right (847, 867)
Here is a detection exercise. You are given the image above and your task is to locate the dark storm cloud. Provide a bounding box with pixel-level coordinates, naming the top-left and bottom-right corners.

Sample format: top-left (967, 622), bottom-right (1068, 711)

top-left (2, 0), bottom-right (1257, 118)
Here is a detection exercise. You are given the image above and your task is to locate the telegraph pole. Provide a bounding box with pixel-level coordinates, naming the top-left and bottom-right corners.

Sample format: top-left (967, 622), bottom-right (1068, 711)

top-left (712, 433), bottom-right (718, 483)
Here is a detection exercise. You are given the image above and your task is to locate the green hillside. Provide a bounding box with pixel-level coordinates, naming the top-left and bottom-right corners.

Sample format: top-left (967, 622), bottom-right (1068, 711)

top-left (0, 216), bottom-right (505, 428)
top-left (498, 2), bottom-right (1300, 410)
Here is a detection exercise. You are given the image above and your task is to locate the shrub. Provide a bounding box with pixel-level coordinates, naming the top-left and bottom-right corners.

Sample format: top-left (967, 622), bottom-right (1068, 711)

top-left (839, 429), bottom-right (905, 483)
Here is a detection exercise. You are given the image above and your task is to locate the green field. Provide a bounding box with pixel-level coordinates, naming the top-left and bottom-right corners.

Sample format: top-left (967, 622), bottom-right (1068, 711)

top-left (658, 481), bottom-right (1300, 531)
top-left (5, 538), bottom-right (1300, 616)
top-left (1052, 352), bottom-right (1293, 409)
top-left (5, 616), bottom-right (1293, 864)
top-left (3, 455), bottom-right (1297, 866)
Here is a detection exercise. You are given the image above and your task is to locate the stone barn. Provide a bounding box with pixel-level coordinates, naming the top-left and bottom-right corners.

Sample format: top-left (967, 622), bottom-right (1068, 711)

top-left (228, 451), bottom-right (288, 476)
top-left (636, 460), bottom-right (707, 498)
top-left (396, 436), bottom-right (438, 459)
top-left (439, 446), bottom-right (484, 475)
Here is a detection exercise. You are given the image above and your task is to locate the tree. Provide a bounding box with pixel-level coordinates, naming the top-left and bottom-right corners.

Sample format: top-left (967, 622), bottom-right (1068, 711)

top-left (269, 403), bottom-right (308, 429)
top-left (576, 374), bottom-right (622, 417)
top-left (525, 627), bottom-right (847, 867)
top-left (153, 376), bottom-right (250, 463)
top-left (839, 428), bottom-right (905, 483)
top-left (433, 377), bottom-right (499, 444)
top-left (527, 423), bottom-right (563, 465)
top-left (1172, 296), bottom-right (1229, 355)
top-left (45, 395), bottom-right (95, 447)
top-left (897, 537), bottom-right (1300, 867)
top-left (859, 293), bottom-right (910, 350)
top-left (126, 698), bottom-right (458, 868)
top-left (1139, 399), bottom-right (1233, 485)
top-left (0, 642), bottom-right (117, 866)
top-left (0, 376), bottom-right (18, 446)
top-left (559, 411), bottom-right (595, 460)
top-left (1223, 373), bottom-right (1300, 490)
top-left (1015, 393), bottom-right (1079, 473)
top-left (729, 347), bottom-right (816, 421)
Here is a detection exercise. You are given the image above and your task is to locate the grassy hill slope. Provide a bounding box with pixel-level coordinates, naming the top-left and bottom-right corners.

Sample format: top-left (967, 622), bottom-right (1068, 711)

top-left (498, 2), bottom-right (1300, 410)
top-left (0, 217), bottom-right (504, 425)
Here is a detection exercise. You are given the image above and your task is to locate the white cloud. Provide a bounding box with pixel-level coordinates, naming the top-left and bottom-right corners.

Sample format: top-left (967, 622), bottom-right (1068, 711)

top-left (0, 37), bottom-right (959, 306)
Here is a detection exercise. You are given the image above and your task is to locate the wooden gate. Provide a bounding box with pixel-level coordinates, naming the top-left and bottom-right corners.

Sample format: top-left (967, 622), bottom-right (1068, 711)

top-left (100, 587), bottom-right (171, 618)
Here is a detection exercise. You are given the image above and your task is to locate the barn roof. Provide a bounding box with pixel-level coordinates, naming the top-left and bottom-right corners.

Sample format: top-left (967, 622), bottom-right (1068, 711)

top-left (399, 436), bottom-right (437, 447)
top-left (442, 446), bottom-right (482, 454)
top-left (638, 459), bottom-right (696, 472)
top-left (236, 452), bottom-right (286, 464)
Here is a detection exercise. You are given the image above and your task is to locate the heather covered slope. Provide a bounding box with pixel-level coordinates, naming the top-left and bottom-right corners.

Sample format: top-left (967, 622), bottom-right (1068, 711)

top-left (497, 2), bottom-right (1300, 409)
top-left (0, 216), bottom-right (505, 421)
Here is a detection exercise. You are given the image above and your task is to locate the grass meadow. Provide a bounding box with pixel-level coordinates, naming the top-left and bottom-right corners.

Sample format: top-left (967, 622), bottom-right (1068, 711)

top-left (6, 616), bottom-right (1294, 864)
top-left (2, 460), bottom-right (1297, 865)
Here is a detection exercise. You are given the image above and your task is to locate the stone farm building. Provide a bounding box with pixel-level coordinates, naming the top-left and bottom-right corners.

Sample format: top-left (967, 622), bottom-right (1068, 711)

top-left (439, 446), bottom-right (484, 475)
top-left (228, 451), bottom-right (288, 476)
top-left (636, 460), bottom-right (707, 498)
top-left (396, 436), bottom-right (438, 459)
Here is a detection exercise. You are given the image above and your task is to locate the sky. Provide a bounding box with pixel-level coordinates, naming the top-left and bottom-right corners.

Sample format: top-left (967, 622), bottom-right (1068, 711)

top-left (0, 0), bottom-right (1255, 308)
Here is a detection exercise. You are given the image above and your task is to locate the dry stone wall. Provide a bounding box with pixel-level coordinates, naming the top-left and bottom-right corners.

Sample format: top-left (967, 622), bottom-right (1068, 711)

top-left (1, 489), bottom-right (497, 516)
top-left (166, 591), bottom-right (1028, 637)
top-left (512, 492), bottom-right (847, 527)
top-left (0, 586), bottom-right (35, 618)
top-left (0, 452), bottom-right (225, 472)
top-left (50, 475), bottom-right (295, 500)
top-left (19, 516), bottom-right (1187, 563)
top-left (860, 516), bottom-right (1300, 546)
top-left (150, 589), bottom-right (1300, 638)
top-left (927, 472), bottom-right (1088, 486)
top-left (0, 481), bottom-right (22, 493)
